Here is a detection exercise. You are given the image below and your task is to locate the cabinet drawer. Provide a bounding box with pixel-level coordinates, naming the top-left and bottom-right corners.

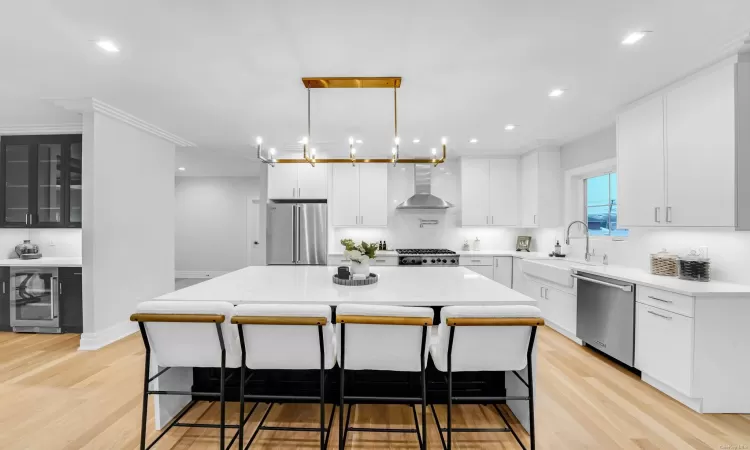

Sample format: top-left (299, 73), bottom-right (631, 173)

top-left (328, 256), bottom-right (351, 266)
top-left (636, 285), bottom-right (694, 317)
top-left (460, 256), bottom-right (493, 266)
top-left (372, 256), bottom-right (397, 266)
top-left (635, 303), bottom-right (694, 396)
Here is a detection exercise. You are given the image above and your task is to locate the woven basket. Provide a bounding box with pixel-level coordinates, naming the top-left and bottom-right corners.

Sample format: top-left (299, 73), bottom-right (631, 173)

top-left (650, 250), bottom-right (678, 277)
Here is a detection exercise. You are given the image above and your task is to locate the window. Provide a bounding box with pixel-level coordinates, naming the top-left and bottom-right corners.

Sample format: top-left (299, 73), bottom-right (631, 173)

top-left (585, 173), bottom-right (627, 237)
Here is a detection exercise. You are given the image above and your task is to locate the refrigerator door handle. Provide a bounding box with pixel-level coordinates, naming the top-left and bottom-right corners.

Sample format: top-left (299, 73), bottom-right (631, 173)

top-left (297, 205), bottom-right (302, 263)
top-left (292, 205), bottom-right (298, 264)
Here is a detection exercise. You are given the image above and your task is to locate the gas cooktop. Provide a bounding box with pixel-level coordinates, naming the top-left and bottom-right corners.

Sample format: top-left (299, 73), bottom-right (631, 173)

top-left (396, 249), bottom-right (459, 266)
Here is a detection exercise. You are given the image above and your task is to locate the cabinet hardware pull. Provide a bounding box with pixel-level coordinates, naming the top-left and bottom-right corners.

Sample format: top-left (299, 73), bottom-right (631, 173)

top-left (59, 282), bottom-right (63, 295)
top-left (540, 287), bottom-right (544, 298)
top-left (544, 288), bottom-right (549, 299)
top-left (491, 216), bottom-right (494, 224)
top-left (355, 216), bottom-right (358, 224)
top-left (666, 206), bottom-right (672, 223)
top-left (292, 187), bottom-right (295, 197)
top-left (486, 216), bottom-right (489, 224)
top-left (655, 207), bottom-right (660, 223)
top-left (360, 215), bottom-right (363, 224)
top-left (647, 295), bottom-right (673, 303)
top-left (471, 259), bottom-right (482, 262)
top-left (298, 188), bottom-right (301, 197)
top-left (533, 214), bottom-right (536, 224)
top-left (495, 259), bottom-right (498, 267)
top-left (647, 310), bottom-right (672, 320)
top-left (51, 276), bottom-right (58, 319)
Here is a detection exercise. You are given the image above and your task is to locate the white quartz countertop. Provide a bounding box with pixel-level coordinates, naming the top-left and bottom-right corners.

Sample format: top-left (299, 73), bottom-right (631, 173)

top-left (572, 264), bottom-right (750, 297)
top-left (328, 250), bottom-right (399, 256)
top-left (157, 266), bottom-right (538, 307)
top-left (0, 256), bottom-right (82, 267)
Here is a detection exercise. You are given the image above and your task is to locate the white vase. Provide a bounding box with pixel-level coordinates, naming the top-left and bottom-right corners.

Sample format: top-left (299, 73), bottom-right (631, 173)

top-left (351, 259), bottom-right (371, 276)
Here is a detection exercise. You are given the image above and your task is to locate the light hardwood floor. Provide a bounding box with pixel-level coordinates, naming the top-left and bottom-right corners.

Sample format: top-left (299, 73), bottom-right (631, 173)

top-left (0, 327), bottom-right (747, 449)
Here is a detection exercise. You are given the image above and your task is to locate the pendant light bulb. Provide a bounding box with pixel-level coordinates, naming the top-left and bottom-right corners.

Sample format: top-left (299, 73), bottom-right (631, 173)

top-left (301, 136), bottom-right (308, 145)
top-left (392, 147), bottom-right (397, 155)
top-left (256, 136), bottom-right (263, 145)
top-left (269, 148), bottom-right (276, 155)
top-left (311, 148), bottom-right (316, 157)
top-left (431, 148), bottom-right (437, 156)
top-left (394, 136), bottom-right (400, 145)
top-left (349, 136), bottom-right (354, 145)
top-left (441, 137), bottom-right (447, 145)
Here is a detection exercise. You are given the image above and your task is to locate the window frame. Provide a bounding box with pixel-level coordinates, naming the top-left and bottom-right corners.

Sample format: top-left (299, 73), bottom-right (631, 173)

top-left (583, 171), bottom-right (628, 241)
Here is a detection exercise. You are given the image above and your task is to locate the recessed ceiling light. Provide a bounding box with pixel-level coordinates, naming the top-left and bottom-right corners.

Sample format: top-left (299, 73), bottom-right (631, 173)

top-left (622, 31), bottom-right (647, 45)
top-left (548, 89), bottom-right (565, 98)
top-left (356, 139), bottom-right (363, 144)
top-left (177, 167), bottom-right (186, 171)
top-left (469, 138), bottom-right (478, 144)
top-left (413, 139), bottom-right (420, 143)
top-left (96, 39), bottom-right (120, 53)
top-left (505, 124), bottom-right (516, 131)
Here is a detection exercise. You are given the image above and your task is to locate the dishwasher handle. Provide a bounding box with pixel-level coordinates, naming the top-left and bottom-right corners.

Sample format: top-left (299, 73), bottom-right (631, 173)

top-left (571, 274), bottom-right (632, 292)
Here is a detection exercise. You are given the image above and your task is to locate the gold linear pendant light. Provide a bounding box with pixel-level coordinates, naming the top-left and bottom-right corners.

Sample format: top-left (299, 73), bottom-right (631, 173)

top-left (256, 77), bottom-right (447, 167)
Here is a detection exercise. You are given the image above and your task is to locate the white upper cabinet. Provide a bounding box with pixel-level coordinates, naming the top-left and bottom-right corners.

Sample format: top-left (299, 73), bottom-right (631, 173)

top-left (358, 165), bottom-right (388, 226)
top-left (617, 59), bottom-right (747, 228)
top-left (519, 150), bottom-right (561, 228)
top-left (332, 164), bottom-right (388, 227)
top-left (489, 159), bottom-right (519, 225)
top-left (331, 165), bottom-right (359, 226)
top-left (460, 159), bottom-right (491, 226)
top-left (296, 164), bottom-right (328, 199)
top-left (268, 164), bottom-right (328, 200)
top-left (665, 63), bottom-right (736, 227)
top-left (460, 158), bottom-right (518, 226)
top-left (617, 96), bottom-right (666, 227)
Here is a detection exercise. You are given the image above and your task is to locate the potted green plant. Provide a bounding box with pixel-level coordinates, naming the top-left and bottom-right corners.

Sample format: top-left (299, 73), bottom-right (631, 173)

top-left (340, 239), bottom-right (378, 275)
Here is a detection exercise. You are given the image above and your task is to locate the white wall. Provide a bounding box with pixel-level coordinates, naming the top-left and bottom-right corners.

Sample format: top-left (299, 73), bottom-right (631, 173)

top-left (0, 228), bottom-right (81, 259)
top-left (531, 126), bottom-right (750, 285)
top-left (330, 160), bottom-right (527, 252)
top-left (560, 125), bottom-right (615, 170)
top-left (81, 111), bottom-right (175, 348)
top-left (175, 176), bottom-right (260, 273)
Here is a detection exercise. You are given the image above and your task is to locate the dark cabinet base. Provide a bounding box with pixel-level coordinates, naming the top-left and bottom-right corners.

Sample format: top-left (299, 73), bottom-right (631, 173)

top-left (59, 267), bottom-right (83, 333)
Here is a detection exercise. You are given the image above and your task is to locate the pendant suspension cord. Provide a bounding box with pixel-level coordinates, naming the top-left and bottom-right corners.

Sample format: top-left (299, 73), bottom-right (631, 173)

top-left (393, 85), bottom-right (399, 166)
top-left (308, 88), bottom-right (311, 141)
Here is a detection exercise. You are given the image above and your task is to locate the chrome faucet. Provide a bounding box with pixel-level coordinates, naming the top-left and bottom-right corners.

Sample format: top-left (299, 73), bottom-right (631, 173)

top-left (565, 220), bottom-right (591, 262)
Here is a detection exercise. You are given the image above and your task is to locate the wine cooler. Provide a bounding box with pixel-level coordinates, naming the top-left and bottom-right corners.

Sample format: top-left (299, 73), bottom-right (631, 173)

top-left (10, 267), bottom-right (60, 333)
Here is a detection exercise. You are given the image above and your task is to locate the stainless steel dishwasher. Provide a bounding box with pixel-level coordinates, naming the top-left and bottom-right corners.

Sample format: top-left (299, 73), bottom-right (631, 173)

top-left (573, 272), bottom-right (635, 367)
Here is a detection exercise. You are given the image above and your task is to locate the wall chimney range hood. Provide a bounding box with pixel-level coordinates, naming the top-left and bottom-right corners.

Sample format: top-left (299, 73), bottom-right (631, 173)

top-left (396, 164), bottom-right (453, 210)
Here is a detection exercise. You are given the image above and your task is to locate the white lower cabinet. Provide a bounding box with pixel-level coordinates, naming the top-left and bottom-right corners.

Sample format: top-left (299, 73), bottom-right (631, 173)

top-left (522, 275), bottom-right (576, 337)
top-left (635, 302), bottom-right (694, 396)
top-left (492, 257), bottom-right (512, 288)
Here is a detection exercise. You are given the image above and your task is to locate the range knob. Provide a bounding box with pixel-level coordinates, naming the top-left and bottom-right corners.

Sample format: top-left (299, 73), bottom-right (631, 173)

top-left (450, 259), bottom-right (456, 263)
top-left (442, 259), bottom-right (447, 263)
top-left (431, 259), bottom-right (436, 263)
top-left (422, 259), bottom-right (427, 263)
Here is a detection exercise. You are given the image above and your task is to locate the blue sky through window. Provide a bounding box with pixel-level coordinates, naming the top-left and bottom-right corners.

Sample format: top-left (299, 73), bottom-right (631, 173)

top-left (586, 173), bottom-right (627, 237)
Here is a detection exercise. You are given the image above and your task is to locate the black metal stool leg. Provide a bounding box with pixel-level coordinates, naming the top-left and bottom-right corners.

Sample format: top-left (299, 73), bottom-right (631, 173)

top-left (138, 323), bottom-right (150, 450)
top-left (339, 323), bottom-right (346, 450)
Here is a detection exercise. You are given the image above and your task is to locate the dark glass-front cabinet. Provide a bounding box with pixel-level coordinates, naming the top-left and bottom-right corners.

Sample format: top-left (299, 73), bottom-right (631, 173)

top-left (0, 134), bottom-right (82, 228)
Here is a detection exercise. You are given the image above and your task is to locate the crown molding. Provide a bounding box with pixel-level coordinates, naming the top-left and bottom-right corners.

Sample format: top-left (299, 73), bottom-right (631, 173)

top-left (0, 123), bottom-right (83, 135)
top-left (50, 97), bottom-right (196, 147)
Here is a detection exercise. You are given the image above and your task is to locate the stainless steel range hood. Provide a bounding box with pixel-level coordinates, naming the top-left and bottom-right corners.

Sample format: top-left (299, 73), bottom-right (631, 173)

top-left (396, 164), bottom-right (454, 210)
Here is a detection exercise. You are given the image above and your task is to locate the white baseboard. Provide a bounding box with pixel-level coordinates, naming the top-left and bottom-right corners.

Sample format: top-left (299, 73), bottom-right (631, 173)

top-left (641, 373), bottom-right (703, 412)
top-left (175, 270), bottom-right (229, 279)
top-left (79, 320), bottom-right (138, 351)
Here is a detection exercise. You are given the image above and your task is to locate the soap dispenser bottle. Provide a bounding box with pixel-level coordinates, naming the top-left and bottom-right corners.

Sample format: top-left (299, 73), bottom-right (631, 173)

top-left (554, 240), bottom-right (561, 256)
top-left (473, 237), bottom-right (481, 251)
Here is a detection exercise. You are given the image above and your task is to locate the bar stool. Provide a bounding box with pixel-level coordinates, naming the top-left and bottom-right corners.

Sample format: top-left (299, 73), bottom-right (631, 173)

top-left (232, 304), bottom-right (337, 449)
top-left (130, 300), bottom-right (243, 450)
top-left (429, 305), bottom-right (544, 450)
top-left (336, 303), bottom-right (433, 450)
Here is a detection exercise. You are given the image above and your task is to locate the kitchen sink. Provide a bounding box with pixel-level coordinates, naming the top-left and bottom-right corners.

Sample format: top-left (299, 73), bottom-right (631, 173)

top-left (521, 258), bottom-right (597, 288)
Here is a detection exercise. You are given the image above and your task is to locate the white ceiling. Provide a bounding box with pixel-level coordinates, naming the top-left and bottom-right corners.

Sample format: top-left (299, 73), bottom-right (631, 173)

top-left (1, 1), bottom-right (750, 165)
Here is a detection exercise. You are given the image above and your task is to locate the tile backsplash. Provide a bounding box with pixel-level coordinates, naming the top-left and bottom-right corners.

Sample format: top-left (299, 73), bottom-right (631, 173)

top-left (0, 228), bottom-right (82, 259)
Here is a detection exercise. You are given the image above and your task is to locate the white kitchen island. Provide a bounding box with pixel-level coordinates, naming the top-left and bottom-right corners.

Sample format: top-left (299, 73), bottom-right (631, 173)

top-left (152, 265), bottom-right (539, 432)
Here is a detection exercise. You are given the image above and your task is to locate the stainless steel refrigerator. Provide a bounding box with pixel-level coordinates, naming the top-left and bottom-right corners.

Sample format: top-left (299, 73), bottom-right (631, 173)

top-left (267, 201), bottom-right (327, 265)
